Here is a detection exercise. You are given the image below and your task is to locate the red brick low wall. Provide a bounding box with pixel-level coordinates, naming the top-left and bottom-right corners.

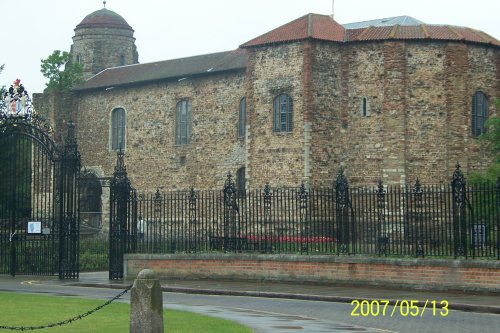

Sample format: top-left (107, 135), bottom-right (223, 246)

top-left (124, 254), bottom-right (500, 292)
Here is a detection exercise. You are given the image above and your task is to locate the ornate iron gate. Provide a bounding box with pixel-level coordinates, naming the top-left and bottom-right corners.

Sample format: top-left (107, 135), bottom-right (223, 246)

top-left (0, 81), bottom-right (80, 278)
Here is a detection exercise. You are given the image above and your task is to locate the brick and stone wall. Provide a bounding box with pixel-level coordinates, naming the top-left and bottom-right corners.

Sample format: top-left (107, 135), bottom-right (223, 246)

top-left (36, 39), bottom-right (498, 192)
top-left (125, 253), bottom-right (500, 292)
top-left (308, 40), bottom-right (498, 187)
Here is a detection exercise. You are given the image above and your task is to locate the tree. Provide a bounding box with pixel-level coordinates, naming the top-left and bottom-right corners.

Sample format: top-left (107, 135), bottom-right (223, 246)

top-left (469, 98), bottom-right (500, 185)
top-left (0, 64), bottom-right (5, 96)
top-left (40, 50), bottom-right (83, 92)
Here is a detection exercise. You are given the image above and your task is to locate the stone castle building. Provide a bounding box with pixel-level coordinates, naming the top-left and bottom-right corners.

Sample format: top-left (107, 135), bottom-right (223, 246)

top-left (36, 7), bottom-right (499, 192)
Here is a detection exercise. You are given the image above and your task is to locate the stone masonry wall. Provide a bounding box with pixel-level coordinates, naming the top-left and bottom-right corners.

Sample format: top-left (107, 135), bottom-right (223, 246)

top-left (311, 42), bottom-right (388, 187)
top-left (75, 71), bottom-right (246, 191)
top-left (71, 26), bottom-right (138, 80)
top-left (246, 43), bottom-right (306, 189)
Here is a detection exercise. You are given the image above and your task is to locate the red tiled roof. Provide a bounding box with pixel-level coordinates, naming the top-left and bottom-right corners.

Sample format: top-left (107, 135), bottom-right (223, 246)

top-left (241, 13), bottom-right (345, 47)
top-left (346, 25), bottom-right (499, 45)
top-left (241, 13), bottom-right (499, 47)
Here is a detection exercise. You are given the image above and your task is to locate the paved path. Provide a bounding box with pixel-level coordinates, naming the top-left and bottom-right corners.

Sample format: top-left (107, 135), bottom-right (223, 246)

top-left (75, 272), bottom-right (500, 313)
top-left (1, 272), bottom-right (499, 332)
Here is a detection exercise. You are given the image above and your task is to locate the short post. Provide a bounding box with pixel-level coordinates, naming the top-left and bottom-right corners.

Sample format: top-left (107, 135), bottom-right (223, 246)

top-left (130, 269), bottom-right (164, 333)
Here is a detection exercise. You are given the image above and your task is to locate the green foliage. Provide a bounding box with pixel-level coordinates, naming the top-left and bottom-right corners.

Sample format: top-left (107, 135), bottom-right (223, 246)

top-left (469, 162), bottom-right (500, 185)
top-left (79, 251), bottom-right (108, 272)
top-left (40, 50), bottom-right (83, 92)
top-left (470, 98), bottom-right (500, 185)
top-left (79, 238), bottom-right (109, 272)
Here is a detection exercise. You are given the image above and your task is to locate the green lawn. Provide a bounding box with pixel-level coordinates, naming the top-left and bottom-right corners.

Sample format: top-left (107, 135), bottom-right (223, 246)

top-left (0, 292), bottom-right (252, 333)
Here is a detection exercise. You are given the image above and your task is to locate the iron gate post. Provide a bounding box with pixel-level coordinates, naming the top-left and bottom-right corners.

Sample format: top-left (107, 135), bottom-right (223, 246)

top-left (334, 167), bottom-right (354, 254)
top-left (109, 149), bottom-right (132, 279)
top-left (223, 172), bottom-right (238, 252)
top-left (298, 182), bottom-right (309, 254)
top-left (376, 180), bottom-right (387, 256)
top-left (263, 183), bottom-right (272, 253)
top-left (451, 163), bottom-right (467, 258)
top-left (497, 177), bottom-right (500, 260)
top-left (58, 122), bottom-right (81, 279)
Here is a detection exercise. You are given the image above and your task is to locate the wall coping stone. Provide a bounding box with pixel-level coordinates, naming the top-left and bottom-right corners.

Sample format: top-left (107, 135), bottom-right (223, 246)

top-left (124, 253), bottom-right (500, 269)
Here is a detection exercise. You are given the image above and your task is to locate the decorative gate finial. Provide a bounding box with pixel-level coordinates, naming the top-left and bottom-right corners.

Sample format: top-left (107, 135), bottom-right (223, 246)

top-left (335, 166), bottom-right (349, 207)
top-left (1, 79), bottom-right (31, 117)
top-left (1, 79), bottom-right (53, 133)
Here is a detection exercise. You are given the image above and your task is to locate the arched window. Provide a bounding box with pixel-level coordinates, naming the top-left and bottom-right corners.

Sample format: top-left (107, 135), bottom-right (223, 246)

top-left (238, 97), bottom-right (246, 138)
top-left (111, 107), bottom-right (125, 150)
top-left (119, 55), bottom-right (125, 66)
top-left (236, 167), bottom-right (246, 197)
top-left (176, 100), bottom-right (192, 145)
top-left (472, 91), bottom-right (488, 137)
top-left (273, 93), bottom-right (293, 133)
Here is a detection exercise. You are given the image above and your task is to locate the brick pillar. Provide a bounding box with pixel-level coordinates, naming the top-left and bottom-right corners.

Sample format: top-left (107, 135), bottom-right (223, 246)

top-left (444, 43), bottom-right (469, 174)
top-left (302, 41), bottom-right (313, 184)
top-left (244, 48), bottom-right (256, 189)
top-left (382, 42), bottom-right (407, 186)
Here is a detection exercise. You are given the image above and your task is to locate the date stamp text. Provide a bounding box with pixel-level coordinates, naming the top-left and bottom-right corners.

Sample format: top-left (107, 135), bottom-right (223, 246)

top-left (351, 299), bottom-right (449, 317)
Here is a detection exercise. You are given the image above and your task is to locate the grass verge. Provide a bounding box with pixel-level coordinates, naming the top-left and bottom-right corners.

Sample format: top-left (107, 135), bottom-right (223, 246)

top-left (0, 291), bottom-right (251, 333)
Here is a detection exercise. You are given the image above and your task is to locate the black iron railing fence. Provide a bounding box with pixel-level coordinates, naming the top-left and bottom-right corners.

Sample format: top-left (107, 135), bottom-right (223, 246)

top-left (115, 166), bottom-right (499, 260)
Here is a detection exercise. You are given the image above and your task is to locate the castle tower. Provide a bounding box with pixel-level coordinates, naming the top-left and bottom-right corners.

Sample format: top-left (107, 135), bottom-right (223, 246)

top-left (71, 6), bottom-right (139, 80)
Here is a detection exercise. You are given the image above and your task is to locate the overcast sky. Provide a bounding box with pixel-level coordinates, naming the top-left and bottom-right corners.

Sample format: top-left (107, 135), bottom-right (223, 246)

top-left (2, 0), bottom-right (499, 94)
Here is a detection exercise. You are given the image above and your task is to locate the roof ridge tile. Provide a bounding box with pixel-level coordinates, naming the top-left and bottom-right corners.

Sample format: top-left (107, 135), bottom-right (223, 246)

top-left (447, 26), bottom-right (465, 40)
top-left (307, 13), bottom-right (314, 37)
top-left (420, 24), bottom-right (430, 38)
top-left (389, 24), bottom-right (400, 38)
top-left (356, 26), bottom-right (373, 41)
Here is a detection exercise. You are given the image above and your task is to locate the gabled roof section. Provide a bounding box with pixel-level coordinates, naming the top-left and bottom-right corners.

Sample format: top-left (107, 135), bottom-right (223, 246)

top-left (241, 13), bottom-right (345, 48)
top-left (74, 49), bottom-right (248, 91)
top-left (343, 16), bottom-right (424, 30)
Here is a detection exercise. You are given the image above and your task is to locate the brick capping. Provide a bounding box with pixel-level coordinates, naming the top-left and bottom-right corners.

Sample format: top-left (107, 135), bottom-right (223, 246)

top-left (125, 253), bottom-right (500, 292)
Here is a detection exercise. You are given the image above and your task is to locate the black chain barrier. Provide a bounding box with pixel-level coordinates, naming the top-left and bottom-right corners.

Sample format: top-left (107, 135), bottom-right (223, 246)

top-left (0, 285), bottom-right (133, 331)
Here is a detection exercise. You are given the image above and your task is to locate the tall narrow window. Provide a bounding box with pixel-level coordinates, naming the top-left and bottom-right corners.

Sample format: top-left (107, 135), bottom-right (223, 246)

top-left (273, 93), bottom-right (293, 133)
top-left (361, 97), bottom-right (368, 116)
top-left (236, 167), bottom-right (246, 197)
top-left (176, 100), bottom-right (192, 145)
top-left (238, 97), bottom-right (246, 138)
top-left (119, 55), bottom-right (125, 66)
top-left (472, 91), bottom-right (488, 137)
top-left (111, 108), bottom-right (125, 150)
